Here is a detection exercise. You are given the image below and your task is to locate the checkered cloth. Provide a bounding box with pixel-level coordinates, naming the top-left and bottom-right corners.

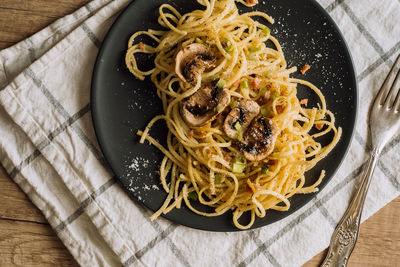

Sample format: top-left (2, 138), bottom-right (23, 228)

top-left (0, 0), bottom-right (399, 266)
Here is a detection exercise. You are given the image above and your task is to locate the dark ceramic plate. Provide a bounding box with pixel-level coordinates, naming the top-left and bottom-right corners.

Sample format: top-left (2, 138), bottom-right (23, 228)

top-left (91, 0), bottom-right (357, 231)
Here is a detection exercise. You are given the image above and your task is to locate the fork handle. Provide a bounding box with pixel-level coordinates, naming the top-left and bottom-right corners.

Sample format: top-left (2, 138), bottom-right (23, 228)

top-left (321, 148), bottom-right (380, 267)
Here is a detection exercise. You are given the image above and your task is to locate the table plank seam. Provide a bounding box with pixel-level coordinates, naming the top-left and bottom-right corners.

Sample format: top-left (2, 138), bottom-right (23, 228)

top-left (0, 217), bottom-right (49, 226)
top-left (0, 6), bottom-right (63, 18)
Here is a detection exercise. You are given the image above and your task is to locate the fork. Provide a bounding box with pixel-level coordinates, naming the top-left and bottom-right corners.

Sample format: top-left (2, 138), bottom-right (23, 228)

top-left (321, 53), bottom-right (400, 267)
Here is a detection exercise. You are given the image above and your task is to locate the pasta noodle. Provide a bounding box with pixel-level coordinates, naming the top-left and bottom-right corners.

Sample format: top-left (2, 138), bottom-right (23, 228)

top-left (125, 0), bottom-right (341, 229)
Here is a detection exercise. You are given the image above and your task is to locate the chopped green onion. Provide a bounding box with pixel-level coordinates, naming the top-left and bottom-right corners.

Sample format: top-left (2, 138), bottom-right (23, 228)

top-left (215, 174), bottom-right (223, 184)
top-left (261, 108), bottom-right (270, 117)
top-left (259, 87), bottom-right (267, 97)
top-left (224, 45), bottom-right (233, 52)
top-left (167, 182), bottom-right (171, 189)
top-left (222, 38), bottom-right (229, 45)
top-left (265, 70), bottom-right (273, 78)
top-left (216, 79), bottom-right (226, 89)
top-left (188, 191), bottom-right (198, 201)
top-left (237, 130), bottom-right (243, 142)
top-left (216, 104), bottom-right (224, 113)
top-left (250, 46), bottom-right (261, 52)
top-left (232, 161), bottom-right (246, 173)
top-left (230, 100), bottom-right (239, 109)
top-left (206, 106), bottom-right (212, 111)
top-left (195, 37), bottom-right (205, 44)
top-left (271, 91), bottom-right (279, 101)
top-left (248, 53), bottom-right (257, 60)
top-left (221, 135), bottom-right (230, 142)
top-left (234, 121), bottom-right (242, 131)
top-left (233, 157), bottom-right (243, 164)
top-left (263, 26), bottom-right (271, 36)
top-left (261, 166), bottom-right (269, 174)
top-left (211, 74), bottom-right (219, 81)
top-left (241, 79), bottom-right (249, 89)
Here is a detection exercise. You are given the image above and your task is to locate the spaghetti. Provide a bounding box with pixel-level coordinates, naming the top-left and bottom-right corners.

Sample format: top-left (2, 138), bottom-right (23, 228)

top-left (125, 0), bottom-right (341, 229)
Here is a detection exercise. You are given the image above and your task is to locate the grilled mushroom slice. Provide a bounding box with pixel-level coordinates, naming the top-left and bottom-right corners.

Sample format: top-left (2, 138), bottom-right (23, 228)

top-left (181, 83), bottom-right (230, 127)
top-left (223, 99), bottom-right (260, 139)
top-left (239, 117), bottom-right (279, 162)
top-left (175, 43), bottom-right (216, 83)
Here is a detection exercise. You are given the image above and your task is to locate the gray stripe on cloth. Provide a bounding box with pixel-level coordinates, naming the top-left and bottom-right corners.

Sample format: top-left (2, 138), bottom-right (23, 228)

top-left (247, 231), bottom-right (282, 267)
top-left (132, 205), bottom-right (191, 267)
top-left (54, 177), bottom-right (116, 233)
top-left (9, 104), bottom-right (90, 178)
top-left (325, 0), bottom-right (346, 13)
top-left (358, 41), bottom-right (400, 82)
top-left (353, 129), bottom-right (400, 193)
top-left (378, 160), bottom-right (400, 190)
top-left (146, 224), bottom-right (190, 267)
top-left (25, 38), bottom-right (36, 63)
top-left (122, 224), bottom-right (177, 267)
top-left (24, 68), bottom-right (108, 167)
top-left (341, 3), bottom-right (393, 68)
top-left (382, 133), bottom-right (400, 155)
top-left (80, 22), bottom-right (101, 48)
top-left (314, 198), bottom-right (337, 228)
top-left (237, 161), bottom-right (367, 266)
top-left (379, 134), bottom-right (400, 189)
top-left (352, 129), bottom-right (400, 195)
top-left (84, 2), bottom-right (95, 16)
top-left (354, 130), bottom-right (369, 151)
top-left (9, 149), bottom-right (44, 179)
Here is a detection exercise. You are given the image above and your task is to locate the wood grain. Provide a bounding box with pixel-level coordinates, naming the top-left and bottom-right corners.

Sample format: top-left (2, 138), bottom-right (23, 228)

top-left (0, 1), bottom-right (399, 267)
top-left (0, 219), bottom-right (79, 267)
top-left (0, 0), bottom-right (91, 48)
top-left (0, 165), bottom-right (46, 223)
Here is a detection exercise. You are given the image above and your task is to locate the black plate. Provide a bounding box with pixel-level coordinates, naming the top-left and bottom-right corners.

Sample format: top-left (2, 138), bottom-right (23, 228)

top-left (91, 0), bottom-right (357, 231)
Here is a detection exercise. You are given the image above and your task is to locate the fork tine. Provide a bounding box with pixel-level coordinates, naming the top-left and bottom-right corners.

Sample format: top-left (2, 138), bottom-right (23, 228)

top-left (375, 53), bottom-right (400, 107)
top-left (394, 87), bottom-right (400, 112)
top-left (384, 63), bottom-right (400, 109)
top-left (394, 75), bottom-right (400, 111)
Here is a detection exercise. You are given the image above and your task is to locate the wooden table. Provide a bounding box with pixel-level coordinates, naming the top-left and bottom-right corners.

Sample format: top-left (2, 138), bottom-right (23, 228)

top-left (0, 1), bottom-right (399, 266)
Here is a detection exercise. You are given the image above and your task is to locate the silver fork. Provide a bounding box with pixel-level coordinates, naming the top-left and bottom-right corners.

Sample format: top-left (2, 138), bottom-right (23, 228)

top-left (321, 53), bottom-right (400, 267)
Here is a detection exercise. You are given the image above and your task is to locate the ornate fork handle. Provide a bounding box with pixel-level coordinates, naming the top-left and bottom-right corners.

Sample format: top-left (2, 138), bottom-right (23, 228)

top-left (321, 148), bottom-right (380, 267)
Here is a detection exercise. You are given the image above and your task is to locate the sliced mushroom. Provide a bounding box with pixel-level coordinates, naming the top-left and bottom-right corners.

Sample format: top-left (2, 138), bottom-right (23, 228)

top-left (223, 99), bottom-right (260, 139)
top-left (239, 116), bottom-right (279, 162)
top-left (180, 83), bottom-right (230, 127)
top-left (175, 43), bottom-right (216, 83)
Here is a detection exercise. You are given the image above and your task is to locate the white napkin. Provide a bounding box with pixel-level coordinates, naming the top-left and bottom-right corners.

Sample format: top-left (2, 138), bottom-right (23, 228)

top-left (0, 0), bottom-right (399, 266)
